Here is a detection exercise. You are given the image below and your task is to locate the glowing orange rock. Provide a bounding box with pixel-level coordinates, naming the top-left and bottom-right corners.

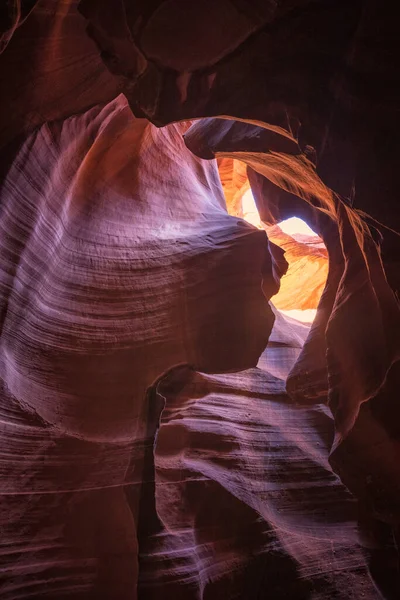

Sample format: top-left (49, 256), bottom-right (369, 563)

top-left (266, 223), bottom-right (328, 312)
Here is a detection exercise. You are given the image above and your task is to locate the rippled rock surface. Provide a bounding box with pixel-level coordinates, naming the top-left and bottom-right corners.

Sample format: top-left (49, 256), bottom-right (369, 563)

top-left (1, 2), bottom-right (400, 599)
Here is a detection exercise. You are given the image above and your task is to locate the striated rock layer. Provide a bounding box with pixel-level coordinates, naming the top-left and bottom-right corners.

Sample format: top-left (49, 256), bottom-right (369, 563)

top-left (140, 358), bottom-right (382, 599)
top-left (1, 1), bottom-right (400, 599)
top-left (0, 95), bottom-right (275, 597)
top-left (184, 117), bottom-right (400, 522)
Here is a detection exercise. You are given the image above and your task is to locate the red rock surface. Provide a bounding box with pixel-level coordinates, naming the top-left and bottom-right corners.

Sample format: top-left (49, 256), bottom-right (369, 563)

top-left (266, 224), bottom-right (328, 311)
top-left (217, 158), bottom-right (329, 312)
top-left (217, 157), bottom-right (249, 218)
top-left (1, 2), bottom-right (400, 599)
top-left (0, 95), bottom-right (273, 598)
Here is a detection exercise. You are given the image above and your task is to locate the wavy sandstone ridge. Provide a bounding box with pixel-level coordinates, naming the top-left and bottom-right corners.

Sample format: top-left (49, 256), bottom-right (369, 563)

top-left (1, 1), bottom-right (400, 599)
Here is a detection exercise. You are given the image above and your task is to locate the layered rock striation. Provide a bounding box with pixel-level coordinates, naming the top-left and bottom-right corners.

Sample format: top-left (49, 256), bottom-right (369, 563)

top-left (1, 1), bottom-right (400, 598)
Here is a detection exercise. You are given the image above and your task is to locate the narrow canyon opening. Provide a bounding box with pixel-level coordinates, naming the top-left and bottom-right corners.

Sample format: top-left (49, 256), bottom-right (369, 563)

top-left (241, 188), bottom-right (328, 325)
top-left (216, 156), bottom-right (330, 384)
top-left (218, 154), bottom-right (329, 357)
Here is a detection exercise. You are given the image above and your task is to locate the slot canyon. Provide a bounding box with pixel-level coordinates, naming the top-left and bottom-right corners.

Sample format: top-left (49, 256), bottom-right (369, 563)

top-left (0, 2), bottom-right (399, 599)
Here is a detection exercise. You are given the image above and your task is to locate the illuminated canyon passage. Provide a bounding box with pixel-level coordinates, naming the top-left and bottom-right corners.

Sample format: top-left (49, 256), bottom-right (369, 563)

top-left (0, 2), bottom-right (400, 600)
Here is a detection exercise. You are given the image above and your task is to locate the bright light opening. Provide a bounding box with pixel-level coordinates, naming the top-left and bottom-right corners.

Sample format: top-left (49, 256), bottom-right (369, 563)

top-left (240, 191), bottom-right (328, 325)
top-left (278, 217), bottom-right (316, 238)
top-left (241, 189), bottom-right (262, 228)
top-left (279, 308), bottom-right (317, 323)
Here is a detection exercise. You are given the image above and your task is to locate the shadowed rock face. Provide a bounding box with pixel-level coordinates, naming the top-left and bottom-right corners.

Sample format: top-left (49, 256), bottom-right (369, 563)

top-left (0, 1), bottom-right (400, 599)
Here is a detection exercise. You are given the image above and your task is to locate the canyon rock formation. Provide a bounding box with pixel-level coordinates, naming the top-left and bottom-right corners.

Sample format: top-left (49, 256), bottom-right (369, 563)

top-left (0, 1), bottom-right (399, 599)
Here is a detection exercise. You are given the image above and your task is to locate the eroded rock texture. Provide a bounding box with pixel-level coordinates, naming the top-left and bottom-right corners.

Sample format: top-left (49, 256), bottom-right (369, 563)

top-left (0, 94), bottom-right (274, 597)
top-left (265, 224), bottom-right (328, 311)
top-left (217, 157), bottom-right (249, 218)
top-left (1, 1), bottom-right (400, 599)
